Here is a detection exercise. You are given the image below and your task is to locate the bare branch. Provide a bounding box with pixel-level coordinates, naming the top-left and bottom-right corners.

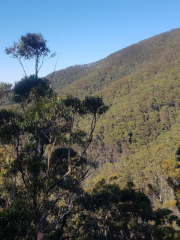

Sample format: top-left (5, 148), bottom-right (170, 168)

top-left (45, 193), bottom-right (74, 234)
top-left (17, 57), bottom-right (27, 77)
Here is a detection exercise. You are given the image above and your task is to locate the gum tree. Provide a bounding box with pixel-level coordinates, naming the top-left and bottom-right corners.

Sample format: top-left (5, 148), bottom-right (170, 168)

top-left (1, 33), bottom-right (108, 239)
top-left (0, 77), bottom-right (107, 240)
top-left (5, 33), bottom-right (56, 78)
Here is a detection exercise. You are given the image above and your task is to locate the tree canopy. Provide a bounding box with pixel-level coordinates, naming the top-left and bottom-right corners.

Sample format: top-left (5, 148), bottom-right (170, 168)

top-left (5, 33), bottom-right (56, 77)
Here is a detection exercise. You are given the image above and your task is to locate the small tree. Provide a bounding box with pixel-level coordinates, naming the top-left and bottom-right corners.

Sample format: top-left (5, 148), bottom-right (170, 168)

top-left (13, 75), bottom-right (51, 104)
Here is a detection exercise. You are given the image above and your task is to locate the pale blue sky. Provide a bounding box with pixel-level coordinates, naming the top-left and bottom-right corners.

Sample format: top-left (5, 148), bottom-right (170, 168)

top-left (1, 0), bottom-right (180, 83)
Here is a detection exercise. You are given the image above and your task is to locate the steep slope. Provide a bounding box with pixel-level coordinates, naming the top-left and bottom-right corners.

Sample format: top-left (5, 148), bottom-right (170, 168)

top-left (47, 28), bottom-right (180, 97)
top-left (47, 28), bottom-right (180, 207)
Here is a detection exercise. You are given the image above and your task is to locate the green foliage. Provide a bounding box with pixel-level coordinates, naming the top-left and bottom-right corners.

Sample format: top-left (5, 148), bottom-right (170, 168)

top-left (13, 75), bottom-right (50, 103)
top-left (0, 79), bottom-right (107, 239)
top-left (0, 82), bottom-right (13, 106)
top-left (0, 200), bottom-right (34, 240)
top-left (82, 96), bottom-right (108, 115)
top-left (45, 30), bottom-right (180, 210)
top-left (5, 33), bottom-right (50, 60)
top-left (3, 29), bottom-right (180, 239)
top-left (18, 33), bottom-right (50, 59)
top-left (73, 180), bottom-right (180, 240)
top-left (5, 33), bottom-right (56, 77)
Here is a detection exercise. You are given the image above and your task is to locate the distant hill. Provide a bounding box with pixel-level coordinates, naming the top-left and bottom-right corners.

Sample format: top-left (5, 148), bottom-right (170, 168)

top-left (47, 28), bottom-right (180, 207)
top-left (47, 28), bottom-right (180, 97)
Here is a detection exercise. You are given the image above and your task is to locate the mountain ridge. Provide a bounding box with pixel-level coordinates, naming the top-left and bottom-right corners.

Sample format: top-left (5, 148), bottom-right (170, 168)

top-left (47, 26), bottom-right (180, 97)
top-left (46, 28), bottom-right (180, 206)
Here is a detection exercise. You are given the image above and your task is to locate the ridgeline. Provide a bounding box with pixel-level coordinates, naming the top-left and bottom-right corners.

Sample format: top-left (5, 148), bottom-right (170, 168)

top-left (47, 28), bottom-right (180, 207)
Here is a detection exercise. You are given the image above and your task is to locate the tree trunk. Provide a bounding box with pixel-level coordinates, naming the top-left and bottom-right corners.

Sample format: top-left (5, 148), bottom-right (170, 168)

top-left (37, 221), bottom-right (44, 240)
top-left (37, 231), bottom-right (44, 240)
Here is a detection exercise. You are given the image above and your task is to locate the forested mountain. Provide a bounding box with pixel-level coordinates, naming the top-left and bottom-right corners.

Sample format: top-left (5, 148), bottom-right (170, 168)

top-left (47, 28), bottom-right (180, 96)
top-left (2, 30), bottom-right (180, 239)
top-left (47, 28), bottom-right (180, 207)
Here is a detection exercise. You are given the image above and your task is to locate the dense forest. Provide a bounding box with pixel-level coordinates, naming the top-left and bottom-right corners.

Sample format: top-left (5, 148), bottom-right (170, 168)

top-left (1, 30), bottom-right (180, 239)
top-left (47, 28), bottom-right (180, 208)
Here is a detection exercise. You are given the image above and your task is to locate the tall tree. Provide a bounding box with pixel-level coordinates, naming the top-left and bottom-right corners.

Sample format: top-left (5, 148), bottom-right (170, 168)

top-left (1, 33), bottom-right (108, 239)
top-left (0, 76), bottom-right (107, 239)
top-left (5, 33), bottom-right (56, 78)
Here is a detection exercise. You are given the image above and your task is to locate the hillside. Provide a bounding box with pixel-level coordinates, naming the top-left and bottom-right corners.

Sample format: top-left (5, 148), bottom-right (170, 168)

top-left (2, 29), bottom-right (180, 239)
top-left (47, 28), bottom-right (180, 96)
top-left (46, 28), bottom-right (180, 207)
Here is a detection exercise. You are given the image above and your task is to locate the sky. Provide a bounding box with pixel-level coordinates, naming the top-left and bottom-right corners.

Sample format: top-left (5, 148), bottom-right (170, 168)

top-left (1, 0), bottom-right (180, 83)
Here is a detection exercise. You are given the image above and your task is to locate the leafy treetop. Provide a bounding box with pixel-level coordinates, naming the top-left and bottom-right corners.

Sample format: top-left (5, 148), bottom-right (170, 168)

top-left (5, 33), bottom-right (56, 78)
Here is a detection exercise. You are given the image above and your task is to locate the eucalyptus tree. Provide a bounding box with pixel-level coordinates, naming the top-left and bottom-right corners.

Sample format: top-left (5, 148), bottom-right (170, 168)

top-left (1, 33), bottom-right (108, 239)
top-left (5, 33), bottom-right (56, 78)
top-left (73, 180), bottom-right (180, 240)
top-left (0, 75), bottom-right (107, 240)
